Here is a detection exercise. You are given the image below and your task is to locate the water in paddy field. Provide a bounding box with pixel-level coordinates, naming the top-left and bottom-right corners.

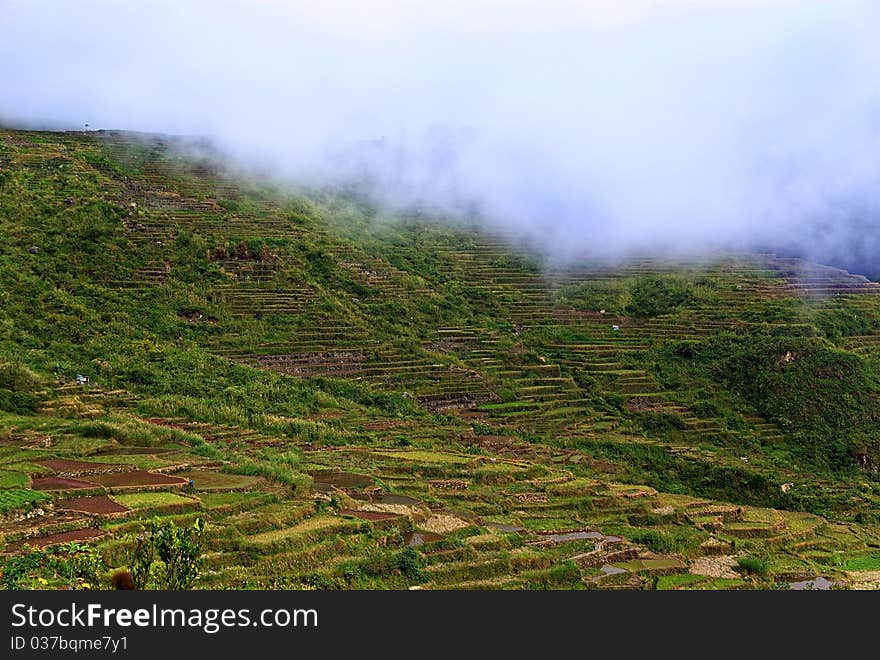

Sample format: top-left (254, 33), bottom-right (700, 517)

top-left (537, 531), bottom-right (604, 543)
top-left (789, 577), bottom-right (837, 591)
top-left (352, 493), bottom-right (422, 506)
top-left (485, 523), bottom-right (526, 533)
top-left (308, 470), bottom-right (373, 491)
top-left (403, 531), bottom-right (444, 547)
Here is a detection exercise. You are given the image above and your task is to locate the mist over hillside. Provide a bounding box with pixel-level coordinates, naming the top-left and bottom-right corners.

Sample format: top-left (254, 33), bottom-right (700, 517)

top-left (2, 0), bottom-right (879, 269)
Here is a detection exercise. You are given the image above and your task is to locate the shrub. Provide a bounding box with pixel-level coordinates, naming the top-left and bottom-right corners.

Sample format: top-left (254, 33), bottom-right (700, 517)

top-left (0, 362), bottom-right (41, 391)
top-left (53, 542), bottom-right (103, 588)
top-left (0, 389), bottom-right (38, 414)
top-left (692, 399), bottom-right (721, 417)
top-left (573, 372), bottom-right (596, 391)
top-left (629, 529), bottom-right (684, 553)
top-left (1, 543), bottom-right (106, 590)
top-left (128, 517), bottom-right (206, 590)
top-left (625, 277), bottom-right (693, 318)
top-left (634, 411), bottom-right (686, 433)
top-left (0, 549), bottom-right (47, 590)
top-left (397, 547), bottom-right (424, 581)
top-left (737, 555), bottom-right (769, 576)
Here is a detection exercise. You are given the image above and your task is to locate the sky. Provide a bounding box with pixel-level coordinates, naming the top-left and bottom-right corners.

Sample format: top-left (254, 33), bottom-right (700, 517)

top-left (2, 0), bottom-right (879, 267)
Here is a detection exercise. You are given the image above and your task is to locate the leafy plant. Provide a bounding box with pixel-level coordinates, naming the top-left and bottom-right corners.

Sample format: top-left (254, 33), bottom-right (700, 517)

top-left (1, 543), bottom-right (104, 590)
top-left (737, 555), bottom-right (769, 576)
top-left (53, 542), bottom-right (103, 588)
top-left (625, 277), bottom-right (693, 318)
top-left (152, 517), bottom-right (205, 590)
top-left (130, 530), bottom-right (155, 590)
top-left (127, 517), bottom-right (206, 590)
top-left (0, 548), bottom-right (47, 590)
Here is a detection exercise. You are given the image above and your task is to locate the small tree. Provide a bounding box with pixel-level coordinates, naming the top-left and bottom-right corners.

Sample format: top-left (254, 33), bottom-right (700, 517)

top-left (129, 531), bottom-right (155, 590)
top-left (128, 517), bottom-right (205, 590)
top-left (153, 517), bottom-right (204, 589)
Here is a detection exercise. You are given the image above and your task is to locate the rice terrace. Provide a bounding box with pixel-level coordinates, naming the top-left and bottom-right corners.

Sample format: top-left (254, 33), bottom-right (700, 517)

top-left (2, 127), bottom-right (880, 591)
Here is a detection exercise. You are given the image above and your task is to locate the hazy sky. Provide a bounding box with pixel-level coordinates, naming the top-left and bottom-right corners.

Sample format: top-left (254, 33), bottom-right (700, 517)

top-left (2, 0), bottom-right (879, 263)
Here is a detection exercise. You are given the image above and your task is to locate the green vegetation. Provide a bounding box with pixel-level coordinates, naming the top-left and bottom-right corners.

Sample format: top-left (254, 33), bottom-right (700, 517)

top-left (625, 276), bottom-right (695, 318)
top-left (0, 488), bottom-right (50, 513)
top-left (1, 542), bottom-right (103, 590)
top-left (841, 555), bottom-right (880, 571)
top-left (0, 470), bottom-right (28, 488)
top-left (659, 333), bottom-right (880, 468)
top-left (112, 492), bottom-right (197, 510)
top-left (128, 517), bottom-right (205, 590)
top-left (1, 127), bottom-right (880, 590)
top-left (737, 555), bottom-right (770, 576)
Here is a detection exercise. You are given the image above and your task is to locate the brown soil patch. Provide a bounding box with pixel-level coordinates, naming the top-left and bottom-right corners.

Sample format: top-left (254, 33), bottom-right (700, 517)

top-left (31, 476), bottom-right (98, 490)
top-left (626, 397), bottom-right (663, 412)
top-left (56, 496), bottom-right (129, 514)
top-left (307, 411), bottom-right (346, 420)
top-left (173, 469), bottom-right (261, 491)
top-left (513, 492), bottom-right (548, 504)
top-left (420, 514), bottom-right (471, 534)
top-left (429, 479), bottom-right (469, 490)
top-left (339, 509), bottom-right (398, 521)
top-left (588, 459), bottom-right (621, 474)
top-left (255, 351), bottom-right (366, 376)
top-left (19, 433), bottom-right (54, 449)
top-left (403, 530), bottom-right (444, 547)
top-left (458, 432), bottom-right (519, 451)
top-left (847, 571), bottom-right (880, 590)
top-left (22, 528), bottom-right (105, 548)
top-left (309, 470), bottom-right (373, 490)
top-left (351, 493), bottom-right (422, 506)
top-left (359, 502), bottom-right (424, 517)
top-left (37, 458), bottom-right (124, 472)
top-left (86, 470), bottom-right (186, 488)
top-left (689, 555), bottom-right (739, 579)
top-left (96, 446), bottom-right (174, 455)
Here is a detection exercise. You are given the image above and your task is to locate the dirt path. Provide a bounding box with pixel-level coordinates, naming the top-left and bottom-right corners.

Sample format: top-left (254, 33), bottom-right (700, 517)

top-left (689, 555), bottom-right (739, 579)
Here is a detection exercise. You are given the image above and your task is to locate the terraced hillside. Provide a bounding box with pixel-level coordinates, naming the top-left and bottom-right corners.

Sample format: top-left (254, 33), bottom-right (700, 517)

top-left (2, 127), bottom-right (880, 590)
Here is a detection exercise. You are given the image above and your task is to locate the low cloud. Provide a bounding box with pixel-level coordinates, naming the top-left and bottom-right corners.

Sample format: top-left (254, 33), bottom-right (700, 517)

top-left (2, 0), bottom-right (879, 268)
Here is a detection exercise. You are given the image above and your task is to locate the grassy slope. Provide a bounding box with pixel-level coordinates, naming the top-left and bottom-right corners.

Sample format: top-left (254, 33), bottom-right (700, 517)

top-left (2, 128), bottom-right (880, 590)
